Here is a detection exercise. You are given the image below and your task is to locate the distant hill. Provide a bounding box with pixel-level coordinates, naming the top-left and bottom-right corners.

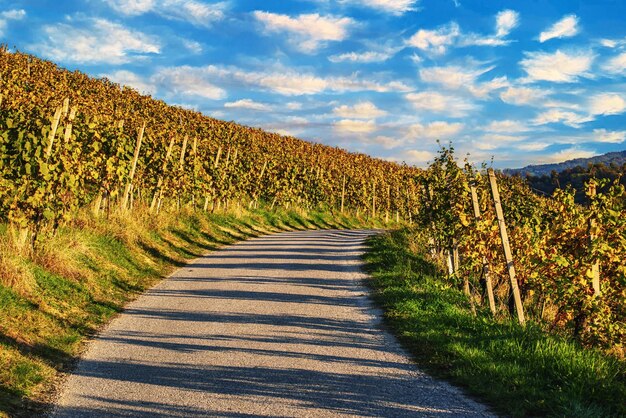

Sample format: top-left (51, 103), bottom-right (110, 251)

top-left (504, 150), bottom-right (626, 202)
top-left (504, 150), bottom-right (626, 177)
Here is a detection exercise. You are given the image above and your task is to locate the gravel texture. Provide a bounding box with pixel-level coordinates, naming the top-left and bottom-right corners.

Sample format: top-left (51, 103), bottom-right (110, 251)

top-left (50, 229), bottom-right (495, 417)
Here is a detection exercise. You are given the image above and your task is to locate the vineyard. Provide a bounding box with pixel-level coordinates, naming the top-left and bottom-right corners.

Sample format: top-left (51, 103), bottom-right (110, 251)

top-left (0, 48), bottom-right (422, 249)
top-left (0, 48), bottom-right (624, 350)
top-left (417, 149), bottom-right (625, 350)
top-left (0, 47), bottom-right (625, 416)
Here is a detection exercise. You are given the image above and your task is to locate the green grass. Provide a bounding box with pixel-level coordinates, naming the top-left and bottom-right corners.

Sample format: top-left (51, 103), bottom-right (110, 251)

top-left (0, 205), bottom-right (381, 418)
top-left (363, 228), bottom-right (626, 417)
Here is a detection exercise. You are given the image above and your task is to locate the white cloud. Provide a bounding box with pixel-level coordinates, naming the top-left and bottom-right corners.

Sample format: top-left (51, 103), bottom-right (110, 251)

top-left (480, 133), bottom-right (525, 143)
top-left (468, 76), bottom-right (509, 98)
top-left (600, 39), bottom-right (618, 48)
top-left (543, 100), bottom-right (581, 111)
top-left (500, 86), bottom-right (549, 105)
top-left (333, 101), bottom-right (387, 119)
top-left (170, 64), bottom-right (410, 96)
top-left (33, 18), bottom-right (160, 64)
top-left (542, 147), bottom-right (596, 163)
top-left (263, 116), bottom-right (312, 137)
top-left (603, 52), bottom-right (626, 75)
top-left (533, 109), bottom-right (592, 128)
top-left (485, 120), bottom-right (529, 133)
top-left (253, 11), bottom-right (353, 53)
top-left (472, 133), bottom-right (527, 151)
top-left (152, 67), bottom-right (226, 100)
top-left (599, 38), bottom-right (626, 50)
top-left (0, 8), bottom-right (25, 36)
top-left (182, 39), bottom-right (202, 54)
top-left (224, 99), bottom-right (271, 111)
top-left (463, 36), bottom-right (509, 47)
top-left (406, 91), bottom-right (476, 116)
top-left (471, 140), bottom-right (497, 151)
top-left (328, 50), bottom-right (394, 63)
top-left (520, 50), bottom-right (593, 83)
top-left (408, 121), bottom-right (464, 139)
top-left (539, 14), bottom-right (579, 43)
top-left (1, 9), bottom-right (26, 20)
top-left (592, 129), bottom-right (626, 143)
top-left (286, 102), bottom-right (303, 110)
top-left (334, 119), bottom-right (377, 133)
top-left (496, 9), bottom-right (519, 38)
top-left (464, 9), bottom-right (519, 46)
top-left (371, 135), bottom-right (403, 149)
top-left (420, 65), bottom-right (508, 98)
top-left (103, 70), bottom-right (156, 95)
top-left (516, 142), bottom-right (550, 151)
top-left (104, 0), bottom-right (154, 15)
top-left (409, 53), bottom-right (423, 64)
top-left (419, 65), bottom-right (486, 89)
top-left (406, 22), bottom-right (460, 55)
top-left (408, 10), bottom-right (518, 54)
top-left (404, 150), bottom-right (435, 165)
top-left (340, 0), bottom-right (418, 15)
top-left (105, 0), bottom-right (227, 27)
top-left (588, 93), bottom-right (626, 116)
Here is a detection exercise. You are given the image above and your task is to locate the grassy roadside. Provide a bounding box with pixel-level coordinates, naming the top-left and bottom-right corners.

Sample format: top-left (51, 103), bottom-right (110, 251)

top-left (363, 228), bottom-right (625, 418)
top-left (0, 206), bottom-right (380, 418)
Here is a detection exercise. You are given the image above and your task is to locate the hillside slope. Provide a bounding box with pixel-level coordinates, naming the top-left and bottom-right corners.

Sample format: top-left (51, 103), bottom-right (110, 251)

top-left (0, 48), bottom-right (421, 242)
top-left (504, 150), bottom-right (626, 177)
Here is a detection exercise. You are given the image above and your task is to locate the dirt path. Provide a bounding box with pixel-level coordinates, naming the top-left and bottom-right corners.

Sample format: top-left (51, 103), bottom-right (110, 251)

top-left (50, 229), bottom-right (494, 417)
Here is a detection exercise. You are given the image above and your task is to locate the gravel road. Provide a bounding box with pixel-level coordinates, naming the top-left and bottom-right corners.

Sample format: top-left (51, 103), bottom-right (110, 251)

top-left (50, 229), bottom-right (495, 417)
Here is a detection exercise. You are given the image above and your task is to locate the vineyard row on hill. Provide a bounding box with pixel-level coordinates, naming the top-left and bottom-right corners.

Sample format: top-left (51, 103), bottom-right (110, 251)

top-left (0, 48), bottom-right (422, 246)
top-left (0, 48), bottom-right (624, 349)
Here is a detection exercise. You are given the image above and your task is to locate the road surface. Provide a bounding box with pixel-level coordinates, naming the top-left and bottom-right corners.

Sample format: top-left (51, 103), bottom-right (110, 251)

top-left (51, 229), bottom-right (494, 417)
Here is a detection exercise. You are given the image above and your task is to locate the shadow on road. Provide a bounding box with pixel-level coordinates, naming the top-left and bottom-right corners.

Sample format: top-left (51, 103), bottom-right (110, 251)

top-left (51, 229), bottom-right (488, 418)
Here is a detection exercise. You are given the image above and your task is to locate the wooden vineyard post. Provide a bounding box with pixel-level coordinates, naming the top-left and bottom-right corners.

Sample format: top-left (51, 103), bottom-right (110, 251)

top-left (45, 106), bottom-right (62, 160)
top-left (452, 238), bottom-right (475, 315)
top-left (372, 181), bottom-right (376, 219)
top-left (223, 147), bottom-right (231, 167)
top-left (212, 146), bottom-right (223, 211)
top-left (385, 184), bottom-right (391, 224)
top-left (340, 175), bottom-right (346, 214)
top-left (150, 135), bottom-right (176, 212)
top-left (488, 169), bottom-right (525, 324)
top-left (252, 160), bottom-right (268, 209)
top-left (453, 244), bottom-right (462, 284)
top-left (121, 121), bottom-right (145, 211)
top-left (259, 160), bottom-right (268, 180)
top-left (61, 98), bottom-right (69, 119)
top-left (176, 135), bottom-right (189, 211)
top-left (406, 189), bottom-right (413, 225)
top-left (214, 146), bottom-right (222, 169)
top-left (446, 250), bottom-right (454, 276)
top-left (587, 182), bottom-right (601, 296)
top-left (423, 183), bottom-right (437, 257)
top-left (92, 193), bottom-right (104, 217)
top-left (470, 180), bottom-right (497, 316)
top-left (191, 136), bottom-right (198, 209)
top-left (63, 107), bottom-right (77, 143)
top-left (178, 135), bottom-right (188, 169)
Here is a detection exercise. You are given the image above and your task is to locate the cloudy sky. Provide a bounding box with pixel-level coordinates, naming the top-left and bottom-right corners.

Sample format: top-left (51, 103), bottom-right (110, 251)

top-left (2, 0), bottom-right (626, 168)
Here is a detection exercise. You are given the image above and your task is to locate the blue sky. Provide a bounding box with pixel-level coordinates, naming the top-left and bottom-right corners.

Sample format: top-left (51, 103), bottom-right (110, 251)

top-left (2, 0), bottom-right (626, 168)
